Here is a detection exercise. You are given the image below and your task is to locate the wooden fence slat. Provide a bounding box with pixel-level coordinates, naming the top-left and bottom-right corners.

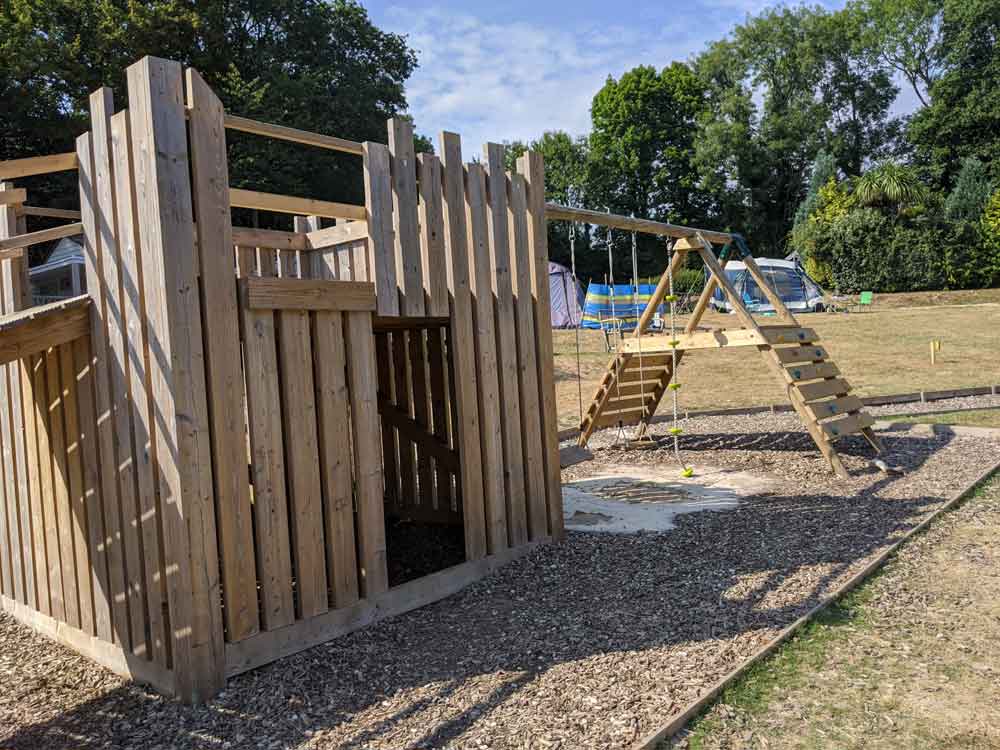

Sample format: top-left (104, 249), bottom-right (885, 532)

top-left (483, 144), bottom-right (527, 547)
top-left (344, 311), bottom-right (388, 597)
top-left (0, 184), bottom-right (32, 607)
top-left (127, 56), bottom-right (223, 700)
top-left (408, 330), bottom-right (434, 508)
top-left (374, 332), bottom-right (399, 509)
top-left (77, 130), bottom-right (130, 645)
top-left (186, 69), bottom-right (260, 643)
top-left (418, 154), bottom-right (449, 316)
top-left (277, 308), bottom-right (328, 619)
top-left (20, 353), bottom-right (48, 615)
top-left (90, 87), bottom-right (147, 656)
top-left (34, 356), bottom-right (63, 620)
top-left (311, 312), bottom-right (360, 608)
top-left (425, 327), bottom-right (451, 510)
top-left (58, 342), bottom-right (94, 635)
top-left (439, 132), bottom-right (486, 560)
top-left (46, 346), bottom-right (80, 628)
top-left (388, 118), bottom-right (424, 316)
top-left (464, 162), bottom-right (507, 553)
top-left (392, 331), bottom-right (416, 506)
top-left (109, 109), bottom-right (169, 662)
top-left (518, 151), bottom-right (563, 539)
top-left (362, 142), bottom-right (398, 315)
top-left (0, 194), bottom-right (16, 600)
top-left (71, 335), bottom-right (113, 642)
top-left (507, 173), bottom-right (548, 541)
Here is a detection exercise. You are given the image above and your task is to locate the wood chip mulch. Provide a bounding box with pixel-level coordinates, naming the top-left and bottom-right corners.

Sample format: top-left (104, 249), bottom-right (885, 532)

top-left (2, 415), bottom-right (999, 749)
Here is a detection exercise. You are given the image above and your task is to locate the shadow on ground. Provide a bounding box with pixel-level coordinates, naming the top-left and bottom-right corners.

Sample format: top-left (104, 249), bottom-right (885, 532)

top-left (1, 430), bottom-right (972, 749)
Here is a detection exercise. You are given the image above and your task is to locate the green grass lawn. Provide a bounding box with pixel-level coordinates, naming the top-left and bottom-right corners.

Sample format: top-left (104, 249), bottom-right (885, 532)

top-left (884, 408), bottom-right (1000, 429)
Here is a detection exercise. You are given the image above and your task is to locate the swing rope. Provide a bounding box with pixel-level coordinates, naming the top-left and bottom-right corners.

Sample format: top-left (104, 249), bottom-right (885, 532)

top-left (606, 220), bottom-right (627, 445)
top-left (630, 228), bottom-right (649, 440)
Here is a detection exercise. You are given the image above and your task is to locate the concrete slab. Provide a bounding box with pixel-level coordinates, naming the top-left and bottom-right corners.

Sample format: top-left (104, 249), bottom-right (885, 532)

top-left (562, 464), bottom-right (774, 534)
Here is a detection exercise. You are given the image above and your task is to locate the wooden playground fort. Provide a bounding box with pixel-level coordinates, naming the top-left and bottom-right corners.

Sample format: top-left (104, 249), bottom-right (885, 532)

top-left (0, 55), bottom-right (883, 704)
top-left (0, 56), bottom-right (564, 702)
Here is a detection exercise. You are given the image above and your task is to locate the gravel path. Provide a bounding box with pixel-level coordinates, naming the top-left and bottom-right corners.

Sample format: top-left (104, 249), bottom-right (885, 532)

top-left (2, 417), bottom-right (1000, 749)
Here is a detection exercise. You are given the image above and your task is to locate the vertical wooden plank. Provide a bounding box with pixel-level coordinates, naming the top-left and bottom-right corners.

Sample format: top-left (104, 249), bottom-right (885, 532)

top-left (518, 151), bottom-right (563, 540)
top-left (388, 118), bottom-right (424, 316)
top-left (58, 342), bottom-right (94, 635)
top-left (311, 312), bottom-right (360, 608)
top-left (482, 144), bottom-right (527, 547)
top-left (45, 346), bottom-right (80, 627)
top-left (464, 162), bottom-right (507, 553)
top-left (127, 56), bottom-right (223, 700)
top-left (391, 330), bottom-right (416, 506)
top-left (344, 311), bottom-right (388, 597)
top-left (77, 130), bottom-right (131, 645)
top-left (0, 183), bottom-right (31, 605)
top-left (20, 353), bottom-right (47, 615)
top-left (439, 132), bottom-right (486, 560)
top-left (90, 87), bottom-right (147, 657)
top-left (110, 109), bottom-right (168, 661)
top-left (507, 173), bottom-right (548, 541)
top-left (407, 328), bottom-right (433, 508)
top-left (362, 142), bottom-right (398, 315)
top-left (277, 308), bottom-right (328, 619)
top-left (72, 335), bottom-right (113, 642)
top-left (425, 326), bottom-right (451, 510)
top-left (33, 356), bottom-right (61, 619)
top-left (239, 274), bottom-right (295, 630)
top-left (0, 192), bottom-right (15, 601)
top-left (186, 69), bottom-right (259, 643)
top-left (374, 331), bottom-right (399, 510)
top-left (418, 154), bottom-right (449, 317)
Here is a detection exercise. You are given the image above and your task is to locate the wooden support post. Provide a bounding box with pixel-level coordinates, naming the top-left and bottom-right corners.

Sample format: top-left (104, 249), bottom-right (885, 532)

top-left (126, 56), bottom-right (224, 701)
top-left (518, 151), bottom-right (563, 539)
top-left (439, 132), bottom-right (487, 560)
top-left (363, 142), bottom-right (398, 315)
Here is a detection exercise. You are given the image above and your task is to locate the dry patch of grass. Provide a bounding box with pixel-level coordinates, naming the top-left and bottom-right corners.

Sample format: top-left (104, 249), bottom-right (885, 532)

top-left (670, 474), bottom-right (1000, 750)
top-left (554, 299), bottom-right (1000, 429)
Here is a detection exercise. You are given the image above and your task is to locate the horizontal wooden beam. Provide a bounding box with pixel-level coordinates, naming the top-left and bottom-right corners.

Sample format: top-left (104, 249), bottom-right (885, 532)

top-left (378, 400), bottom-right (459, 471)
top-left (0, 295), bottom-right (91, 366)
top-left (223, 114), bottom-right (364, 156)
top-left (231, 226), bottom-right (307, 251)
top-left (0, 152), bottom-right (79, 180)
top-left (620, 327), bottom-right (820, 354)
top-left (241, 277), bottom-right (376, 311)
top-left (230, 188), bottom-right (366, 221)
top-left (306, 222), bottom-right (369, 248)
top-left (0, 221), bottom-right (83, 259)
top-left (544, 203), bottom-right (732, 245)
top-left (0, 188), bottom-right (27, 205)
top-left (18, 205), bottom-right (82, 220)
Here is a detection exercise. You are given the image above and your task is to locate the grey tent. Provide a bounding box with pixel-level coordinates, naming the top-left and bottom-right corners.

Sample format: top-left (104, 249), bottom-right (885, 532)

top-left (549, 261), bottom-right (584, 328)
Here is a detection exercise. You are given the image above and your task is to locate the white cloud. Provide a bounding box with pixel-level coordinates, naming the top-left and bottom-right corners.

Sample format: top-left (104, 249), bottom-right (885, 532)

top-left (382, 6), bottom-right (708, 158)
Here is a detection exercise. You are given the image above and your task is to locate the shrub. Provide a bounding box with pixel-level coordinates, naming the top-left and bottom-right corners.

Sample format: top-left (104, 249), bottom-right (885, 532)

top-left (981, 190), bottom-right (1000, 286)
top-left (945, 157), bottom-right (994, 221)
top-left (673, 267), bottom-right (705, 294)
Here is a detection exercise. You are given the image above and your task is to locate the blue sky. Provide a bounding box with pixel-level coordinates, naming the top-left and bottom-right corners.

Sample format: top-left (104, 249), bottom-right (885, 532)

top-left (360, 0), bottom-right (861, 154)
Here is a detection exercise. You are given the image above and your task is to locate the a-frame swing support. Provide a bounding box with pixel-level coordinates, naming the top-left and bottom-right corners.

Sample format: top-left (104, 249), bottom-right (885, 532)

top-left (573, 226), bottom-right (883, 478)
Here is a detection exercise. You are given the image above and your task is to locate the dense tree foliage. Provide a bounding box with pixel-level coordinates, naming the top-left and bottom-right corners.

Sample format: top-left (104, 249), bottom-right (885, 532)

top-left (0, 0), bottom-right (421, 212)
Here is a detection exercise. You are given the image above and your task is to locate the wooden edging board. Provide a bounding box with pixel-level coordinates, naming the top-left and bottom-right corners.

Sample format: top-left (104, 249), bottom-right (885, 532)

top-left (557, 384), bottom-right (1000, 442)
top-left (631, 457), bottom-right (1000, 750)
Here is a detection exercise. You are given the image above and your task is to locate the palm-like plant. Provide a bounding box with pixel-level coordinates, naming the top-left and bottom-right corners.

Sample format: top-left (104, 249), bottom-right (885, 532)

top-left (854, 162), bottom-right (927, 213)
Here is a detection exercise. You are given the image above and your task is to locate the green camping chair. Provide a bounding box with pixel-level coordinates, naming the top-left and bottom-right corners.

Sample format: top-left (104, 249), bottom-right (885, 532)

top-left (857, 290), bottom-right (874, 312)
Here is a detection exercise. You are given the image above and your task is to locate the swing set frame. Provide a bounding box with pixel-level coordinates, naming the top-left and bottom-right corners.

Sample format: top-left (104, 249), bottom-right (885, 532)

top-left (551, 206), bottom-right (884, 478)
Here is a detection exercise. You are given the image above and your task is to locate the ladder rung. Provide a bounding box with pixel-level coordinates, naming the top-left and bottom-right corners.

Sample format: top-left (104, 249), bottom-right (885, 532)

top-left (786, 362), bottom-right (839, 382)
top-left (772, 345), bottom-right (828, 364)
top-left (820, 411), bottom-right (874, 439)
top-left (806, 395), bottom-right (863, 421)
top-left (796, 378), bottom-right (851, 402)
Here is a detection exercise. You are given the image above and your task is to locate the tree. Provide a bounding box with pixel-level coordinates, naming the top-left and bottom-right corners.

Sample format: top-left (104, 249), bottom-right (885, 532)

top-left (794, 150), bottom-right (839, 228)
top-left (852, 0), bottom-right (944, 108)
top-left (944, 157), bottom-right (995, 221)
top-left (0, 0), bottom-right (421, 213)
top-left (908, 0), bottom-right (1000, 186)
top-left (854, 161), bottom-right (926, 212)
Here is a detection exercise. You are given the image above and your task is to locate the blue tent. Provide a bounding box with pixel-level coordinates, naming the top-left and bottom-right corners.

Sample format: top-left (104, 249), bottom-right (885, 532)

top-left (710, 258), bottom-right (826, 314)
top-left (581, 283), bottom-right (664, 331)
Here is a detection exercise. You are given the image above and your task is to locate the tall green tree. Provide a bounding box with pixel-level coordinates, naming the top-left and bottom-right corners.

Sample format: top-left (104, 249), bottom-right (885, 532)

top-left (908, 0), bottom-right (1000, 186)
top-left (588, 63), bottom-right (708, 275)
top-left (0, 0), bottom-right (421, 211)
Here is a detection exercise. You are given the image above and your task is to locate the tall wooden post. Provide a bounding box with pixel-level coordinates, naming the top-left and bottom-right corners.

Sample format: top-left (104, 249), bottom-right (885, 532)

top-left (125, 56), bottom-right (225, 701)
